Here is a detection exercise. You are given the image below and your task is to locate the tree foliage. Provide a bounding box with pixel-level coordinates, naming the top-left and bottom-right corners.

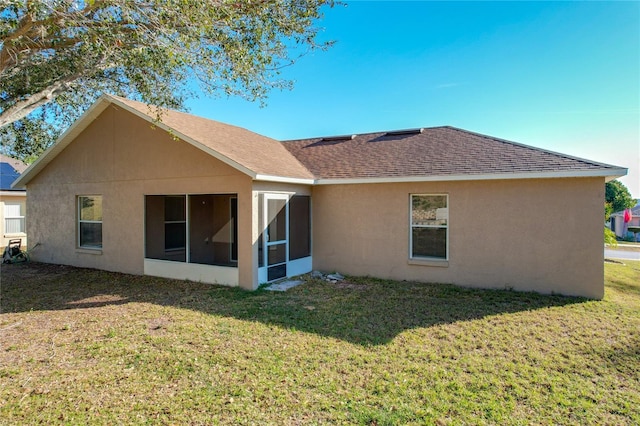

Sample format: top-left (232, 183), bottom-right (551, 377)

top-left (605, 180), bottom-right (635, 220)
top-left (0, 0), bottom-right (335, 161)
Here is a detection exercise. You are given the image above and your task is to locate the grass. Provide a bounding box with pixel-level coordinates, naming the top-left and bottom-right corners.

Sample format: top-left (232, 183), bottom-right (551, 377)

top-left (1, 262), bottom-right (639, 425)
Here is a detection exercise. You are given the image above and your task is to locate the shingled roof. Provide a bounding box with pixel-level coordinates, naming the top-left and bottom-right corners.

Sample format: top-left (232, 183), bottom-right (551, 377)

top-left (611, 203), bottom-right (640, 217)
top-left (14, 96), bottom-right (626, 189)
top-left (113, 97), bottom-right (314, 181)
top-left (14, 95), bottom-right (314, 189)
top-left (282, 126), bottom-right (625, 183)
top-left (0, 154), bottom-right (27, 192)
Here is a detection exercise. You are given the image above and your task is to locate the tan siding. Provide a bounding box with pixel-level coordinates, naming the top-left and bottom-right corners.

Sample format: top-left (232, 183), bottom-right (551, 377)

top-left (23, 100), bottom-right (609, 297)
top-left (27, 105), bottom-right (255, 288)
top-left (312, 177), bottom-right (605, 298)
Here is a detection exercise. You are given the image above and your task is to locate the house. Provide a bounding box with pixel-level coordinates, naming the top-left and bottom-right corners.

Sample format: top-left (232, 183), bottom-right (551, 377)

top-left (1, 154), bottom-right (28, 248)
top-left (12, 95), bottom-right (627, 298)
top-left (610, 203), bottom-right (640, 242)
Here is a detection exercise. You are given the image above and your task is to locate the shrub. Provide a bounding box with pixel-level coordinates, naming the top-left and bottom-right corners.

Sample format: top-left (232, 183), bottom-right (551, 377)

top-left (604, 227), bottom-right (618, 247)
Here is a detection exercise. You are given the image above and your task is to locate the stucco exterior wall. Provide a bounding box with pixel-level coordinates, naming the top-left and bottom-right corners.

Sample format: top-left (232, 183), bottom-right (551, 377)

top-left (311, 177), bottom-right (605, 298)
top-left (26, 105), bottom-right (255, 288)
top-left (0, 192), bottom-right (27, 248)
top-left (23, 101), bottom-right (608, 297)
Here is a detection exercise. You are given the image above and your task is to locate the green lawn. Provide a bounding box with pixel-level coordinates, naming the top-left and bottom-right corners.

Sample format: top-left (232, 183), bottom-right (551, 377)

top-left (1, 262), bottom-right (638, 425)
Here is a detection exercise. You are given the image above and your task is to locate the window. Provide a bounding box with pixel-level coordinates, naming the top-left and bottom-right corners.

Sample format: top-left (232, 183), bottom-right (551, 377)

top-left (78, 196), bottom-right (102, 248)
top-left (4, 202), bottom-right (25, 234)
top-left (410, 194), bottom-right (448, 259)
top-left (144, 194), bottom-right (238, 266)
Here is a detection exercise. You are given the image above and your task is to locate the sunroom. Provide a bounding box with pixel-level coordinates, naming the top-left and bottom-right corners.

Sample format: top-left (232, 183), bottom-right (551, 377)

top-left (142, 191), bottom-right (312, 288)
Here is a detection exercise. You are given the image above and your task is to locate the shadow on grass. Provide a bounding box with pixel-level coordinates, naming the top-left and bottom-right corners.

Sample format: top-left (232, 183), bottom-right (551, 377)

top-left (605, 262), bottom-right (640, 297)
top-left (1, 262), bottom-right (587, 345)
top-left (607, 278), bottom-right (640, 297)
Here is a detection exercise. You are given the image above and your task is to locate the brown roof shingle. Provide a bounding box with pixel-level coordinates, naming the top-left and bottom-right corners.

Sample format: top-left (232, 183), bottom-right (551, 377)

top-left (282, 126), bottom-right (621, 180)
top-left (13, 96), bottom-right (625, 190)
top-left (113, 96), bottom-right (314, 180)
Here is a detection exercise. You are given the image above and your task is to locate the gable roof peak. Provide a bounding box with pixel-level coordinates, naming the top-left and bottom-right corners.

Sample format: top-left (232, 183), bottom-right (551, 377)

top-left (13, 94), bottom-right (314, 189)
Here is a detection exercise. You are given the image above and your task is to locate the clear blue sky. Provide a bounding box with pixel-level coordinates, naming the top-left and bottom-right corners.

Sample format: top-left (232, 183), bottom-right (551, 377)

top-left (186, 0), bottom-right (640, 197)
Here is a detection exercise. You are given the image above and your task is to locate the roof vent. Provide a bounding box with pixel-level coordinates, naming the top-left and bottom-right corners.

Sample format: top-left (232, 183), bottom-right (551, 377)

top-left (384, 128), bottom-right (424, 137)
top-left (306, 134), bottom-right (357, 148)
top-left (320, 134), bottom-right (356, 142)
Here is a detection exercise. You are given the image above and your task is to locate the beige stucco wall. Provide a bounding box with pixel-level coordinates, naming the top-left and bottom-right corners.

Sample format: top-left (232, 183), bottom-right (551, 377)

top-left (311, 177), bottom-right (605, 298)
top-left (26, 105), bottom-right (257, 288)
top-left (0, 192), bottom-right (27, 249)
top-left (24, 103), bottom-right (607, 297)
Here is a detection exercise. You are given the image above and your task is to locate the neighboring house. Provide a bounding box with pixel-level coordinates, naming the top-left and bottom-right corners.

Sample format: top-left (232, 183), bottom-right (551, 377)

top-left (610, 203), bottom-right (640, 241)
top-left (0, 154), bottom-right (27, 248)
top-left (13, 95), bottom-right (626, 298)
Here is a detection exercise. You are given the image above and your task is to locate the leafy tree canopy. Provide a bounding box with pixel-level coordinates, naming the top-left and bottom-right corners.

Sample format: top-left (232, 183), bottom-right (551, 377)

top-left (605, 180), bottom-right (635, 220)
top-left (0, 0), bottom-right (335, 162)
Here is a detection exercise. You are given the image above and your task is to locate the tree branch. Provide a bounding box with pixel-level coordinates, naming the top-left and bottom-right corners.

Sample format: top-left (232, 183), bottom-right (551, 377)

top-left (0, 77), bottom-right (77, 127)
top-left (1, 0), bottom-right (109, 73)
top-left (0, 0), bottom-right (336, 141)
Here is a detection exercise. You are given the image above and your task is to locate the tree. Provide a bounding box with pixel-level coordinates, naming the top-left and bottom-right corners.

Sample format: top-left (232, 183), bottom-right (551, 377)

top-left (1, 0), bottom-right (335, 161)
top-left (605, 180), bottom-right (635, 220)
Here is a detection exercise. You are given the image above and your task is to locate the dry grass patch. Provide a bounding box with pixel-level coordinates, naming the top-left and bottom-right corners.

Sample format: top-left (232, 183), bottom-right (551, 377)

top-left (1, 261), bottom-right (639, 424)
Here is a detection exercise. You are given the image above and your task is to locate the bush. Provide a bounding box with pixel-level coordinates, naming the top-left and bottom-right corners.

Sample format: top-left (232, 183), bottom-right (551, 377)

top-left (604, 227), bottom-right (618, 247)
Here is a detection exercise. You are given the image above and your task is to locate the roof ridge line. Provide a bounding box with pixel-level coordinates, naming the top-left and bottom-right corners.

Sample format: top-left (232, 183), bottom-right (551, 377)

top-left (281, 125), bottom-right (451, 143)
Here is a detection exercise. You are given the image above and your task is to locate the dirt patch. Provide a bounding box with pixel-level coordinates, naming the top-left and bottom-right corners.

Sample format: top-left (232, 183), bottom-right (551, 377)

top-left (147, 317), bottom-right (172, 333)
top-left (332, 281), bottom-right (370, 290)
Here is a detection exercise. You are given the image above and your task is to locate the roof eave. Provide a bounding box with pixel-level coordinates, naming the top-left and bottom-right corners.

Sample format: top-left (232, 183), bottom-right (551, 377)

top-left (254, 174), bottom-right (315, 185)
top-left (443, 126), bottom-right (626, 170)
top-left (11, 94), bottom-right (273, 189)
top-left (0, 189), bottom-right (26, 196)
top-left (11, 96), bottom-right (113, 189)
top-left (106, 96), bottom-right (261, 179)
top-left (315, 168), bottom-right (628, 185)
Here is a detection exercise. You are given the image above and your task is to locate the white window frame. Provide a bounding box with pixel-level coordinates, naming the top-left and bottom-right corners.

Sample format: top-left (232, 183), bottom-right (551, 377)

top-left (4, 202), bottom-right (25, 235)
top-left (78, 195), bottom-right (103, 249)
top-left (409, 194), bottom-right (449, 260)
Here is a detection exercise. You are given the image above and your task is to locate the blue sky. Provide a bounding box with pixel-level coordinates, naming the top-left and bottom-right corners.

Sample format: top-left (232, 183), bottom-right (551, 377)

top-left (186, 1), bottom-right (640, 197)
